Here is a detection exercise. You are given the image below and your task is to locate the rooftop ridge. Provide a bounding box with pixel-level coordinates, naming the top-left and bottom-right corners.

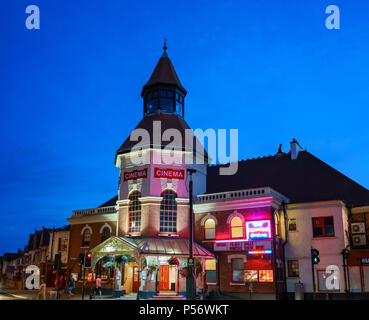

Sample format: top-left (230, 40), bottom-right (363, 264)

top-left (208, 152), bottom-right (287, 167)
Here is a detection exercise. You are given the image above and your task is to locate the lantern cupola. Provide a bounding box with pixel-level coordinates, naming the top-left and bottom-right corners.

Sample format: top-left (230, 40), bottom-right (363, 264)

top-left (141, 39), bottom-right (187, 118)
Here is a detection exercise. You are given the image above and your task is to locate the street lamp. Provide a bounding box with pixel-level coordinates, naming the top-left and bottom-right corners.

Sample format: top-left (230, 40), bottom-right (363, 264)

top-left (341, 248), bottom-right (349, 297)
top-left (186, 168), bottom-right (197, 300)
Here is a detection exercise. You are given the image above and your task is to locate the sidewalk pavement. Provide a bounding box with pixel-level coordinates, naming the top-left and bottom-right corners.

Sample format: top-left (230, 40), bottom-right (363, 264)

top-left (0, 286), bottom-right (137, 300)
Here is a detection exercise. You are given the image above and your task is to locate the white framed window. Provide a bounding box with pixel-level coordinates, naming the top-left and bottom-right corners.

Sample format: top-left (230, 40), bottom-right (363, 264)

top-left (204, 218), bottom-right (216, 239)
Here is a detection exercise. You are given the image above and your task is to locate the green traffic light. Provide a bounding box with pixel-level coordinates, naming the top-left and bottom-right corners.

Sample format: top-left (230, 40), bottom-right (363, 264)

top-left (311, 248), bottom-right (320, 264)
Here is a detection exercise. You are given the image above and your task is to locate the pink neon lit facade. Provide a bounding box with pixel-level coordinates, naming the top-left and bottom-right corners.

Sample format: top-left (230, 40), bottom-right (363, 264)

top-left (194, 191), bottom-right (288, 295)
top-left (246, 220), bottom-right (272, 240)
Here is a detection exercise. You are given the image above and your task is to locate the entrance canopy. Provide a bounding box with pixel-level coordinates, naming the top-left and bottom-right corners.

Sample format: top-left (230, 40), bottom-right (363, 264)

top-left (90, 236), bottom-right (140, 267)
top-left (133, 237), bottom-right (215, 257)
top-left (91, 236), bottom-right (214, 265)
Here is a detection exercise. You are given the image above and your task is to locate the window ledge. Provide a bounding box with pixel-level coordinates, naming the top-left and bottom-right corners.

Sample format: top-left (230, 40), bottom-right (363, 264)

top-left (312, 236), bottom-right (337, 240)
top-left (230, 282), bottom-right (245, 286)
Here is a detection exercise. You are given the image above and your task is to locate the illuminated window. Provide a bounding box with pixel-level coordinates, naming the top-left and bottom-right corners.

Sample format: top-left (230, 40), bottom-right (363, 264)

top-left (230, 216), bottom-right (243, 238)
top-left (101, 227), bottom-right (111, 242)
top-left (275, 213), bottom-right (280, 236)
top-left (244, 270), bottom-right (258, 282)
top-left (205, 259), bottom-right (217, 283)
top-left (204, 218), bottom-right (216, 239)
top-left (231, 258), bottom-right (244, 282)
top-left (259, 270), bottom-right (273, 282)
top-left (288, 219), bottom-right (297, 231)
top-left (287, 260), bottom-right (299, 278)
top-left (82, 229), bottom-right (91, 246)
top-left (160, 190), bottom-right (177, 233)
top-left (312, 216), bottom-right (334, 237)
top-left (129, 191), bottom-right (142, 233)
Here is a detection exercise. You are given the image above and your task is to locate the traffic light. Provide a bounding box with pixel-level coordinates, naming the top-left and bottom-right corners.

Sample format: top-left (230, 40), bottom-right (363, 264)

top-left (311, 248), bottom-right (320, 265)
top-left (85, 251), bottom-right (92, 268)
top-left (79, 253), bottom-right (85, 265)
top-left (54, 253), bottom-right (61, 270)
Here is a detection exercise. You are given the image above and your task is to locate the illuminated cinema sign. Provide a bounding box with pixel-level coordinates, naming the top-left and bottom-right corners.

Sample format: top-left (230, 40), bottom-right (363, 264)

top-left (154, 168), bottom-right (185, 179)
top-left (246, 220), bottom-right (271, 240)
top-left (123, 168), bottom-right (148, 181)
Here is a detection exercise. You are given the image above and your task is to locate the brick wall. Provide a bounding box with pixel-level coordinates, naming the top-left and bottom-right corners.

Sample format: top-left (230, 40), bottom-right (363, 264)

top-left (68, 221), bottom-right (116, 282)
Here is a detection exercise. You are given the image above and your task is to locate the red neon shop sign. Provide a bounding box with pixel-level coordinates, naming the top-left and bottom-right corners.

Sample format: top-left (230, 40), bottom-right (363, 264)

top-left (154, 168), bottom-right (185, 179)
top-left (246, 220), bottom-right (271, 240)
top-left (123, 168), bottom-right (148, 181)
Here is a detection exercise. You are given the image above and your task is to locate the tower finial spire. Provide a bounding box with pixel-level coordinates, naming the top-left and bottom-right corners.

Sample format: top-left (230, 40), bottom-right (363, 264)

top-left (163, 37), bottom-right (167, 52)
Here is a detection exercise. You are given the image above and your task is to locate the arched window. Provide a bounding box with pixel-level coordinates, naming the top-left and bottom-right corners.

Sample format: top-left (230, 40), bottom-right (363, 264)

top-left (101, 227), bottom-right (111, 242)
top-left (160, 190), bottom-right (177, 233)
top-left (204, 218), bottom-right (216, 240)
top-left (82, 229), bottom-right (91, 246)
top-left (129, 191), bottom-right (142, 233)
top-left (275, 213), bottom-right (280, 237)
top-left (230, 216), bottom-right (243, 238)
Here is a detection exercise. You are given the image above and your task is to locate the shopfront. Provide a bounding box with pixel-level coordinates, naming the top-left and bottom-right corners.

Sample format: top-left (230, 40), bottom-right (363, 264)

top-left (90, 236), bottom-right (215, 299)
top-left (347, 251), bottom-right (369, 292)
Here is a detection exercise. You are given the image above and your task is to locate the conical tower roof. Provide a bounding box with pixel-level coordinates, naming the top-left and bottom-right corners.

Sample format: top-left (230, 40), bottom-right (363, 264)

top-left (141, 41), bottom-right (186, 96)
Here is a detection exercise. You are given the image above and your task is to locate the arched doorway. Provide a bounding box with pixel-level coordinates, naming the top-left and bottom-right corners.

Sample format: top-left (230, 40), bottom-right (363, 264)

top-left (90, 236), bottom-right (140, 294)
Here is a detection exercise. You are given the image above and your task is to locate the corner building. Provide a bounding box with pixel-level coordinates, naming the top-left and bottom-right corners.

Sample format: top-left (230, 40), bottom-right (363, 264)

top-left (68, 45), bottom-right (213, 299)
top-left (67, 45), bottom-right (369, 299)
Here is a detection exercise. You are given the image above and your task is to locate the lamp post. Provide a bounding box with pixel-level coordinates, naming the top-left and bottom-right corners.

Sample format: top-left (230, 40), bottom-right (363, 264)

top-left (341, 248), bottom-right (349, 299)
top-left (186, 168), bottom-right (197, 300)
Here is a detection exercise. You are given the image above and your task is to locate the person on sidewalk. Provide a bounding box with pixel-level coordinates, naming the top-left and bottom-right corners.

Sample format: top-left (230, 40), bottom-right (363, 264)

top-left (67, 274), bottom-right (74, 298)
top-left (57, 275), bottom-right (64, 300)
top-left (38, 283), bottom-right (47, 300)
top-left (95, 275), bottom-right (102, 298)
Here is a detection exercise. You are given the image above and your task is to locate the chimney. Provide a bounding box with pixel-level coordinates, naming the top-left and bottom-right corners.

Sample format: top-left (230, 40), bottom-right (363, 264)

top-left (290, 139), bottom-right (303, 160)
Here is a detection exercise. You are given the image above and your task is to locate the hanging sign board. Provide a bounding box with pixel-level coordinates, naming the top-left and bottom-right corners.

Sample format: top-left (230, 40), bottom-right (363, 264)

top-left (246, 220), bottom-right (271, 240)
top-left (154, 168), bottom-right (185, 179)
top-left (123, 168), bottom-right (147, 181)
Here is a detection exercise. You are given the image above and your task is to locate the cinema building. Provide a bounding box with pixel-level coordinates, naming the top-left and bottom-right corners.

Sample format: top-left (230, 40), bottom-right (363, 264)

top-left (67, 44), bottom-right (369, 299)
top-left (67, 44), bottom-right (214, 299)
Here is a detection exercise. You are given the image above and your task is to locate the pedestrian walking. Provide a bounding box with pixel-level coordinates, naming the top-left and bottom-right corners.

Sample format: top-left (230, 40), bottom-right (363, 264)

top-left (57, 274), bottom-right (64, 299)
top-left (95, 275), bottom-right (102, 298)
top-left (38, 283), bottom-right (47, 300)
top-left (67, 274), bottom-right (75, 298)
top-left (58, 275), bottom-right (64, 289)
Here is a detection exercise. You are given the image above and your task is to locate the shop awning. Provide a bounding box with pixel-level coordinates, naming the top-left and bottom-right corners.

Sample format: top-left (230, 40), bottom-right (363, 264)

top-left (90, 236), bottom-right (215, 266)
top-left (129, 237), bottom-right (215, 257)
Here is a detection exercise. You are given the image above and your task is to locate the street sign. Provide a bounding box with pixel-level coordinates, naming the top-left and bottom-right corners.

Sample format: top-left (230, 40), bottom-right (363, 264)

top-left (187, 258), bottom-right (194, 267)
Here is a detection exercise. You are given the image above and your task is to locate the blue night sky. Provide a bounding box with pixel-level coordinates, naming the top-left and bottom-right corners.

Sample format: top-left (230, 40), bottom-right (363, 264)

top-left (1, 0), bottom-right (369, 254)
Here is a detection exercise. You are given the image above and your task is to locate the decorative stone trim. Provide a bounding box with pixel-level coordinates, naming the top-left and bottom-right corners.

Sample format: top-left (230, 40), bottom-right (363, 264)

top-left (226, 211), bottom-right (244, 225)
top-left (139, 197), bottom-right (163, 205)
top-left (200, 213), bottom-right (218, 226)
top-left (99, 223), bottom-right (112, 234)
top-left (175, 198), bottom-right (189, 205)
top-left (80, 224), bottom-right (92, 235)
top-left (128, 181), bottom-right (142, 194)
top-left (227, 254), bottom-right (247, 263)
